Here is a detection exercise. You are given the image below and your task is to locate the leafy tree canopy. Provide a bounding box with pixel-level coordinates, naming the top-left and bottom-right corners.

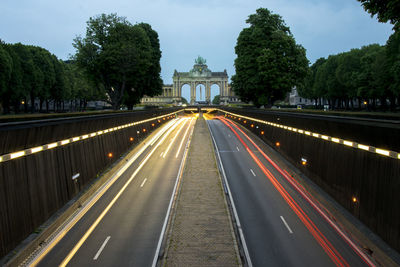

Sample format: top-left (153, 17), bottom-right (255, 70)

top-left (231, 8), bottom-right (309, 107)
top-left (73, 14), bottom-right (162, 109)
top-left (0, 42), bottom-right (13, 98)
top-left (212, 94), bottom-right (220, 105)
top-left (357, 0), bottom-right (400, 28)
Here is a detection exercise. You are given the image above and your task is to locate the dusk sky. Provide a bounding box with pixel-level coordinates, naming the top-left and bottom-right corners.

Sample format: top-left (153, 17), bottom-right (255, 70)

top-left (0, 0), bottom-right (394, 101)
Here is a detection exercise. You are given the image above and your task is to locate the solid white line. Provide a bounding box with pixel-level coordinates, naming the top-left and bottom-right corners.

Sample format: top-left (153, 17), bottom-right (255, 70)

top-left (140, 178), bottom-right (147, 188)
top-left (160, 152), bottom-right (163, 157)
top-left (280, 216), bottom-right (293, 234)
top-left (207, 121), bottom-right (253, 267)
top-left (236, 146), bottom-right (240, 151)
top-left (151, 119), bottom-right (195, 267)
top-left (93, 236), bottom-right (111, 260)
top-left (250, 169), bottom-right (256, 177)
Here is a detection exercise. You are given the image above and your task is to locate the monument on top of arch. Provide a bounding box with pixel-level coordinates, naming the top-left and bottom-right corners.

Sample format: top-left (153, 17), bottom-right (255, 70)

top-left (172, 56), bottom-right (230, 104)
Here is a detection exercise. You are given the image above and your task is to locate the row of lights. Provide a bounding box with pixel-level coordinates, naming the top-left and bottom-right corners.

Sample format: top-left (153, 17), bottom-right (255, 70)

top-left (0, 113), bottom-right (177, 163)
top-left (222, 110), bottom-right (399, 160)
top-left (223, 112), bottom-right (361, 206)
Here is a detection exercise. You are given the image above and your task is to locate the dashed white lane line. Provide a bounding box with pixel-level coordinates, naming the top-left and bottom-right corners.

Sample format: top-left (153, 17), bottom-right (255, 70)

top-left (93, 236), bottom-right (111, 260)
top-left (280, 216), bottom-right (293, 234)
top-left (250, 169), bottom-right (256, 177)
top-left (140, 178), bottom-right (148, 188)
top-left (160, 152), bottom-right (163, 157)
top-left (236, 146), bottom-right (240, 151)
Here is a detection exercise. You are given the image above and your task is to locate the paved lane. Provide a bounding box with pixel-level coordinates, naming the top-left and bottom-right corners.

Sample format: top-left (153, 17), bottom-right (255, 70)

top-left (31, 117), bottom-right (195, 267)
top-left (208, 117), bottom-right (374, 267)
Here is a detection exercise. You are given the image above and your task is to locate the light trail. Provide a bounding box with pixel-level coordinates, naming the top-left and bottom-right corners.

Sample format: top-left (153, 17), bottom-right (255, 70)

top-left (220, 116), bottom-right (376, 267)
top-left (176, 118), bottom-right (194, 158)
top-left (163, 119), bottom-right (188, 158)
top-left (29, 118), bottom-right (180, 266)
top-left (218, 117), bottom-right (349, 267)
top-left (59, 118), bottom-right (184, 267)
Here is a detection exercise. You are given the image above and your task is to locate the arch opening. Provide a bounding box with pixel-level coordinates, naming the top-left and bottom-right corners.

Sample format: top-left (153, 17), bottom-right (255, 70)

top-left (181, 84), bottom-right (190, 104)
top-left (195, 83), bottom-right (206, 103)
top-left (210, 84), bottom-right (220, 105)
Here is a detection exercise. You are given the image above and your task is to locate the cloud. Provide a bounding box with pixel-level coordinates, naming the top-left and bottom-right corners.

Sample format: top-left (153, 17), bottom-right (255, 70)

top-left (0, 0), bottom-right (393, 87)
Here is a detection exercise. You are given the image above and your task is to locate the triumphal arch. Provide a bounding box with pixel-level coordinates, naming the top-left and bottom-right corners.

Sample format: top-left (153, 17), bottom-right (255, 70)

top-left (172, 56), bottom-right (231, 104)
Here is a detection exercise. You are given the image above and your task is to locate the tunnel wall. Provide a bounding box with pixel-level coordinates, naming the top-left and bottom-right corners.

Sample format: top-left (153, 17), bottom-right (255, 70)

top-left (0, 109), bottom-right (181, 258)
top-left (219, 107), bottom-right (400, 253)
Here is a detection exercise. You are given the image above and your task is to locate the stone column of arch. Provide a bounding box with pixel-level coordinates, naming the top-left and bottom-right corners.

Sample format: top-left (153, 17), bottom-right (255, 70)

top-left (206, 81), bottom-right (211, 103)
top-left (190, 82), bottom-right (195, 104)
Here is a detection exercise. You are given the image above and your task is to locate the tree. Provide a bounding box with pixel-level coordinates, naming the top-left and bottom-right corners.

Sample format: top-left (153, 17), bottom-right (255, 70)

top-left (298, 57), bottom-right (326, 106)
top-left (73, 14), bottom-right (155, 109)
top-left (0, 42), bottom-right (13, 113)
top-left (386, 30), bottom-right (400, 103)
top-left (212, 95), bottom-right (220, 105)
top-left (123, 23), bottom-right (163, 109)
top-left (29, 47), bottom-right (57, 111)
top-left (232, 8), bottom-right (308, 107)
top-left (10, 43), bottom-right (39, 112)
top-left (357, 0), bottom-right (400, 28)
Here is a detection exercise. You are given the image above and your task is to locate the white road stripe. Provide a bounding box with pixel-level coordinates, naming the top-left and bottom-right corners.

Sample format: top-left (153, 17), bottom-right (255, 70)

top-left (280, 216), bottom-right (293, 234)
top-left (236, 146), bottom-right (240, 151)
top-left (140, 178), bottom-right (147, 188)
top-left (207, 122), bottom-right (253, 267)
top-left (93, 236), bottom-right (111, 260)
top-left (160, 152), bottom-right (163, 157)
top-left (250, 169), bottom-right (256, 177)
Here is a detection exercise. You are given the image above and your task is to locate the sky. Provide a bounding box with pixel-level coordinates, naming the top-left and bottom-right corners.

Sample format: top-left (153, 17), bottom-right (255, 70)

top-left (0, 0), bottom-right (394, 102)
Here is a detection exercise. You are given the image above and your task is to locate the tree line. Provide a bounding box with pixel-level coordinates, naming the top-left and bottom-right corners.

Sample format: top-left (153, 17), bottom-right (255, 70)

top-left (0, 13), bottom-right (162, 114)
top-left (232, 3), bottom-right (400, 110)
top-left (298, 31), bottom-right (400, 110)
top-left (0, 42), bottom-right (100, 114)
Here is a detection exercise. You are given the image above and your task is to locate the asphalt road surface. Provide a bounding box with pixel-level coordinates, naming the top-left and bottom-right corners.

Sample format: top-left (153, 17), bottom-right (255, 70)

top-left (207, 116), bottom-right (375, 267)
top-left (30, 117), bottom-right (194, 267)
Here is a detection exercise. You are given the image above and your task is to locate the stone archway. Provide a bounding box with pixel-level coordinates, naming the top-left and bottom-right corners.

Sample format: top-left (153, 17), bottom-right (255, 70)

top-left (173, 56), bottom-right (231, 105)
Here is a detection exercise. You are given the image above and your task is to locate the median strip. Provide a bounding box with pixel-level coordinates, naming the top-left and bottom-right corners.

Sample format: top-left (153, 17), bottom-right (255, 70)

top-left (162, 115), bottom-right (240, 266)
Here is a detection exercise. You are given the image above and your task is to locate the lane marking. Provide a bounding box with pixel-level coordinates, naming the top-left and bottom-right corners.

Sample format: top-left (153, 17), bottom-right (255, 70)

top-left (280, 216), bottom-right (293, 234)
top-left (236, 146), bottom-right (240, 151)
top-left (160, 152), bottom-right (163, 157)
top-left (151, 118), bottom-right (196, 267)
top-left (218, 118), bottom-right (350, 267)
top-left (93, 236), bottom-right (111, 260)
top-left (228, 134), bottom-right (231, 137)
top-left (250, 169), bottom-right (256, 177)
top-left (29, 119), bottom-right (179, 266)
top-left (140, 178), bottom-right (147, 188)
top-left (222, 117), bottom-right (375, 267)
top-left (58, 119), bottom-right (184, 267)
top-left (207, 121), bottom-right (253, 267)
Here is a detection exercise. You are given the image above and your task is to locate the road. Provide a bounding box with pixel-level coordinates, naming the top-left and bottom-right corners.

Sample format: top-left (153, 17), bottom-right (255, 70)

top-left (29, 116), bottom-right (195, 267)
top-left (207, 116), bottom-right (375, 267)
